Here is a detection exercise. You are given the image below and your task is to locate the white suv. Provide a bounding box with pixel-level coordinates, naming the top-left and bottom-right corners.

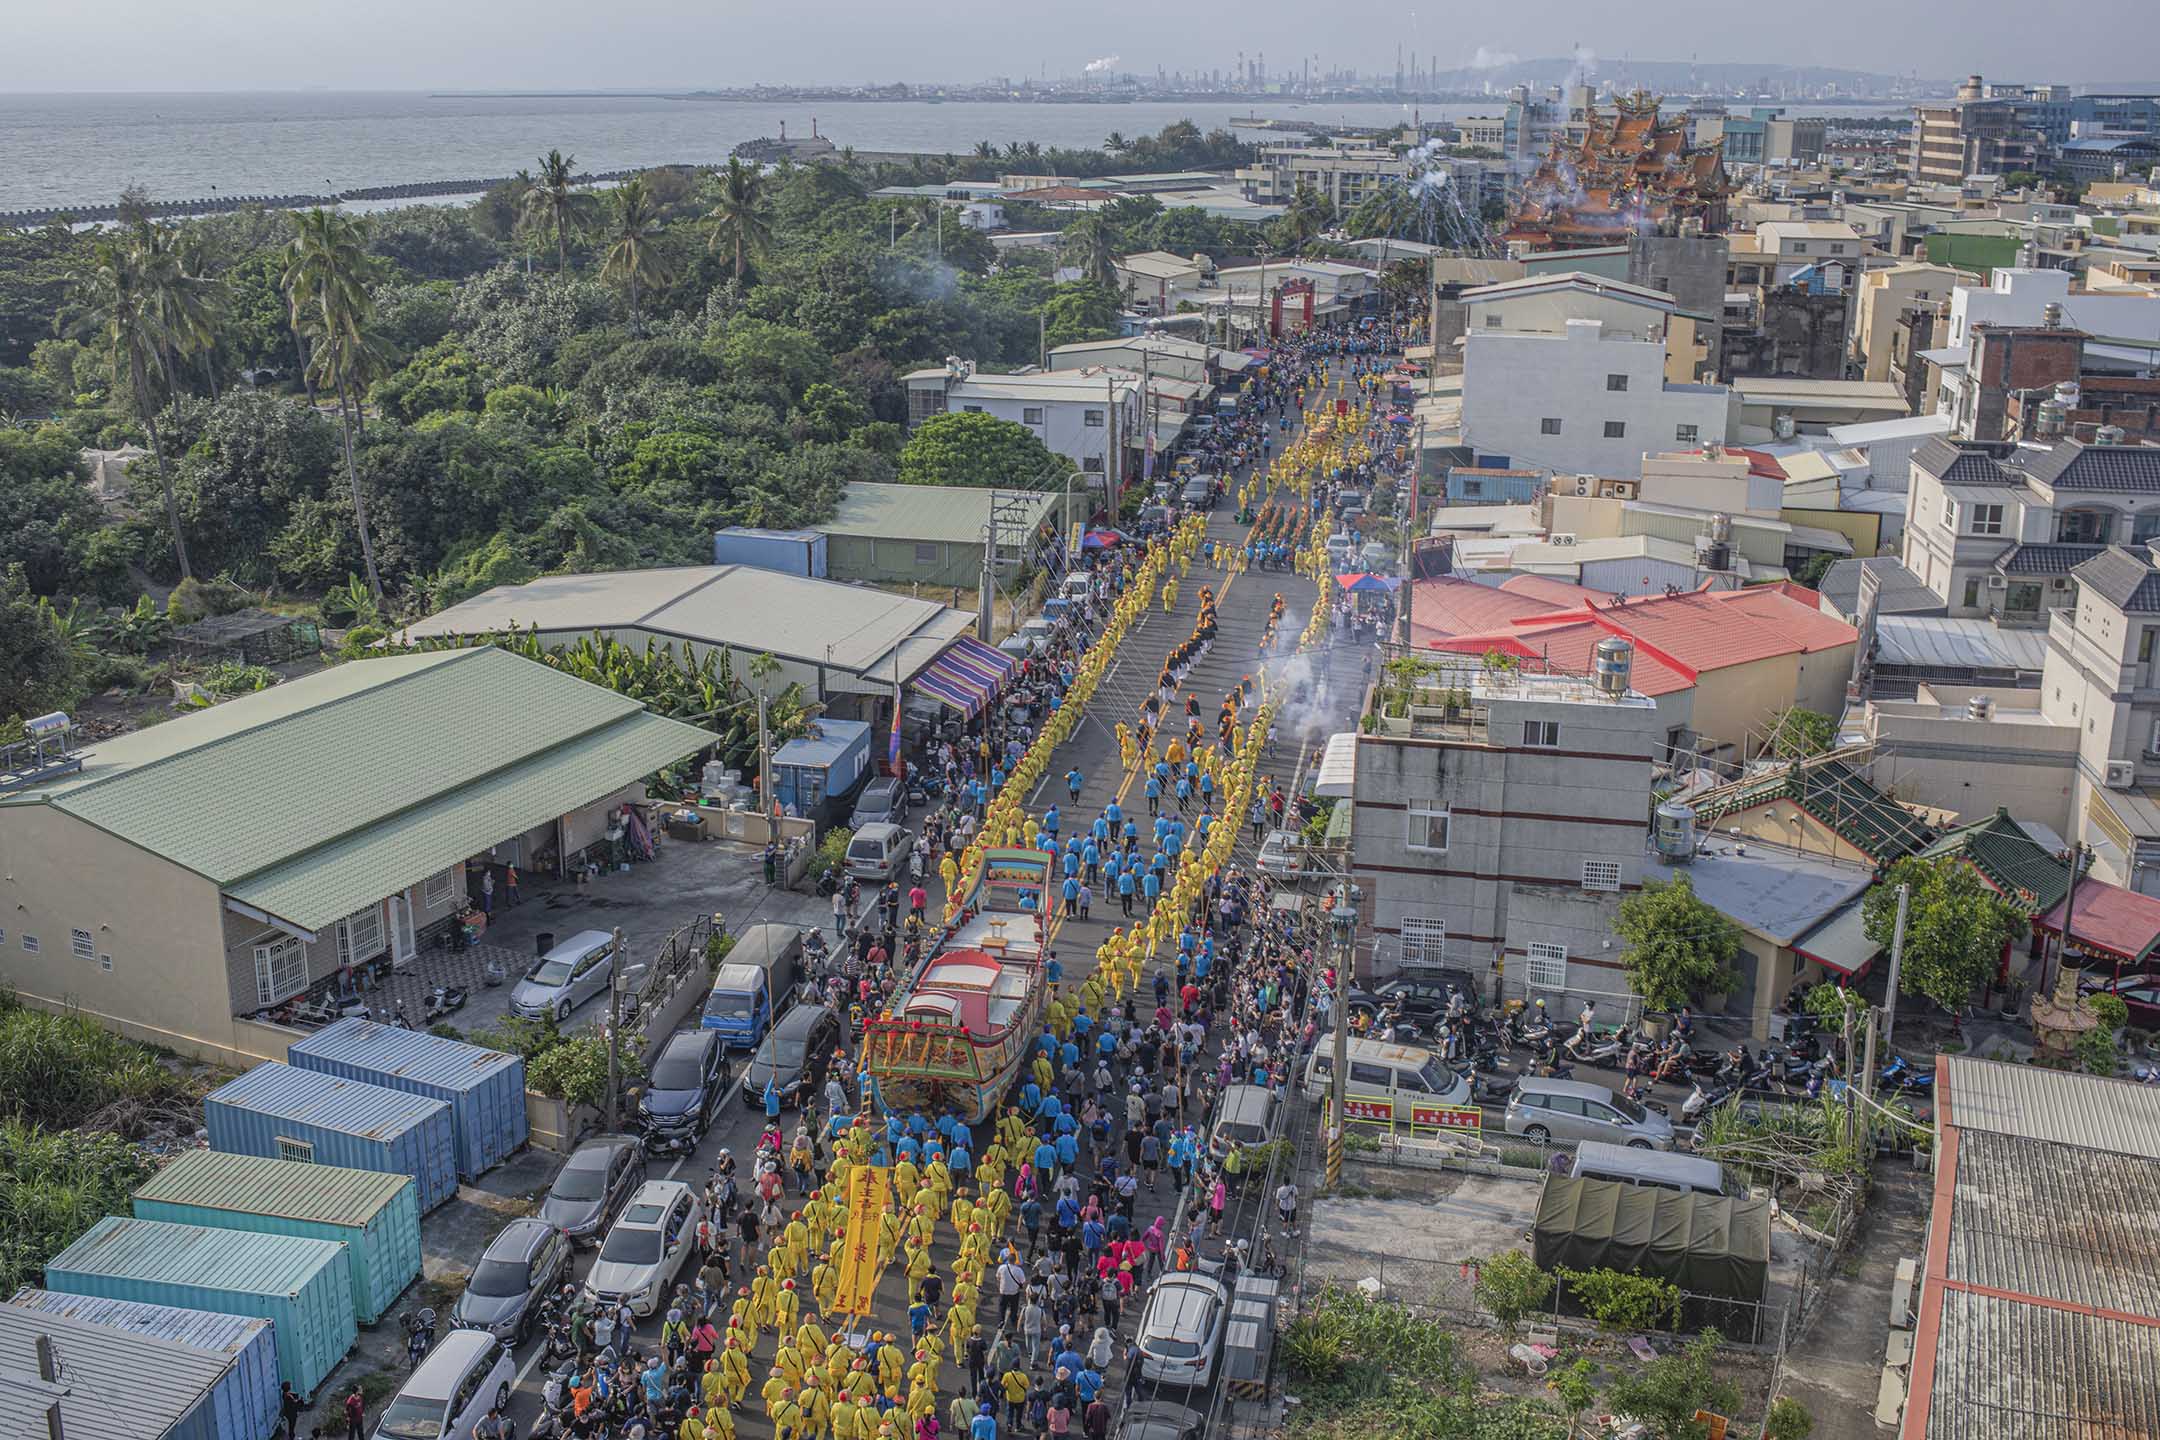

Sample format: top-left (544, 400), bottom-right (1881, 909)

top-left (1135, 1273), bottom-right (1230, 1388)
top-left (584, 1180), bottom-right (702, 1317)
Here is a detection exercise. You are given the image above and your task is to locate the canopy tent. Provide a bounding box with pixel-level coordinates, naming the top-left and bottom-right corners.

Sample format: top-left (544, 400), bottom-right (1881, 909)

top-left (909, 636), bottom-right (1017, 719)
top-left (1335, 574), bottom-right (1402, 594)
top-left (1081, 529), bottom-right (1128, 551)
top-left (1533, 1177), bottom-right (1771, 1335)
top-left (1313, 731), bottom-right (1359, 799)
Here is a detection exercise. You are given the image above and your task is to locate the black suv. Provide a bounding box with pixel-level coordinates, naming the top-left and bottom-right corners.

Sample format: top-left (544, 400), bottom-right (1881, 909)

top-left (1347, 970), bottom-right (1481, 1038)
top-left (741, 1004), bottom-right (843, 1110)
top-left (639, 1029), bottom-right (728, 1155)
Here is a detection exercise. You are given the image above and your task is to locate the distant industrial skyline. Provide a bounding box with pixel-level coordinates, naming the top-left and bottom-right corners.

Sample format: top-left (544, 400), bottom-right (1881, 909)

top-left (5, 0), bottom-right (2155, 95)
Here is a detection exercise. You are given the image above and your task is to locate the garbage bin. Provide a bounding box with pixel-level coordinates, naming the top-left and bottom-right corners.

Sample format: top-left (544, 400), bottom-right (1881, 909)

top-left (534, 932), bottom-right (555, 958)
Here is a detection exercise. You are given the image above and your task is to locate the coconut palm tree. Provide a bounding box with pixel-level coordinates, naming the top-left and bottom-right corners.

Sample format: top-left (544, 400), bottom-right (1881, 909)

top-left (974, 140), bottom-right (997, 160)
top-left (1104, 131), bottom-right (1129, 153)
top-left (1060, 215), bottom-right (1119, 289)
top-left (136, 223), bottom-right (223, 401)
top-left (521, 149), bottom-right (590, 273)
top-left (73, 237), bottom-right (192, 579)
top-left (703, 157), bottom-right (773, 286)
top-left (1022, 140), bottom-right (1043, 160)
top-left (283, 208), bottom-right (390, 607)
top-left (599, 178), bottom-right (670, 331)
top-left (1283, 183), bottom-right (1335, 253)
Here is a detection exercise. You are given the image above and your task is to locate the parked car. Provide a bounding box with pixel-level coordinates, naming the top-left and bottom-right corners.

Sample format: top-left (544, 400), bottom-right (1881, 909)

top-left (849, 776), bottom-right (909, 830)
top-left (1113, 1403), bottom-right (1207, 1440)
top-left (510, 929), bottom-right (618, 1023)
top-left (1179, 476), bottom-right (1218, 510)
top-left (452, 1218), bottom-right (569, 1342)
top-left (638, 1029), bottom-right (727, 1154)
top-left (1134, 1273), bottom-right (1230, 1388)
top-left (537, 1135), bottom-right (646, 1245)
top-left (1254, 830), bottom-right (1305, 879)
top-left (1346, 972), bottom-right (1482, 1035)
top-left (374, 1330), bottom-right (513, 1440)
top-left (844, 822), bottom-right (912, 882)
top-left (2079, 972), bottom-right (2160, 1028)
top-left (584, 1180), bottom-right (702, 1317)
top-left (1504, 1076), bottom-right (1674, 1150)
top-left (741, 1004), bottom-right (843, 1109)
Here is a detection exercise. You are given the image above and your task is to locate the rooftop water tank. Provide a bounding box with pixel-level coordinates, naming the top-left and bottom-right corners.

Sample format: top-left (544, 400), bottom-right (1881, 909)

top-left (1593, 637), bottom-right (1634, 697)
top-left (1653, 802), bottom-right (1698, 863)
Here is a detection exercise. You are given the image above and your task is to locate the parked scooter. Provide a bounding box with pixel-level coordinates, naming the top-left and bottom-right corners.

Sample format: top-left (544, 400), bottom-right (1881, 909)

top-left (1567, 1024), bottom-right (1634, 1067)
top-left (1878, 1056), bottom-right (1936, 1093)
top-left (528, 1362), bottom-right (580, 1440)
top-left (1681, 1077), bottom-right (1735, 1123)
top-left (423, 985), bottom-right (467, 1023)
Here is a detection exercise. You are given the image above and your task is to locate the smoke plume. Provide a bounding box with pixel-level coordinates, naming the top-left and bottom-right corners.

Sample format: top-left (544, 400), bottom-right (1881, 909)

top-left (1082, 55), bottom-right (1121, 75)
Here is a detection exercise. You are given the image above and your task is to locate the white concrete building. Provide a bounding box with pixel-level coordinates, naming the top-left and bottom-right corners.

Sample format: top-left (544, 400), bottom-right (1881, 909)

top-left (1112, 251), bottom-right (1207, 316)
top-left (903, 363), bottom-right (1145, 485)
top-left (2046, 540), bottom-right (2160, 893)
top-left (1461, 318), bottom-right (1732, 478)
top-left (1350, 656), bottom-right (1665, 1015)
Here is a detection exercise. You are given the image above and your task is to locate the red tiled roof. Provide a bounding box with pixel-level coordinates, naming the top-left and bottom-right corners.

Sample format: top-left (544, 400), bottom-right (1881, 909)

top-left (1707, 587), bottom-right (1851, 651)
top-left (1497, 575), bottom-right (1615, 608)
top-left (1406, 578), bottom-right (1562, 646)
top-left (1697, 447), bottom-right (1788, 481)
top-left (1425, 621), bottom-right (1696, 696)
top-left (2035, 877), bottom-right (2160, 965)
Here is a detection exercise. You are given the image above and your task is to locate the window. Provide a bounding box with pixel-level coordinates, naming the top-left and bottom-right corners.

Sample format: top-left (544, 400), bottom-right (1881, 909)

top-left (1461, 479), bottom-right (1483, 496)
top-left (2144, 629), bottom-right (2160, 664)
top-left (1606, 373), bottom-right (1629, 392)
top-left (1964, 578), bottom-right (1983, 609)
top-left (1603, 421), bottom-right (1627, 439)
top-left (70, 928), bottom-right (93, 962)
top-left (1582, 860), bottom-right (1622, 893)
top-left (424, 870), bottom-right (454, 910)
top-left (1829, 242), bottom-right (1847, 255)
top-left (1083, 409), bottom-right (1105, 427)
top-left (1400, 915), bottom-right (1447, 967)
top-left (1023, 407), bottom-right (1045, 426)
top-left (1523, 719), bottom-right (1560, 748)
top-left (2149, 717), bottom-right (2160, 755)
top-left (1485, 313), bottom-right (1501, 327)
top-left (253, 935), bottom-right (308, 1006)
top-left (962, 404), bottom-right (984, 414)
top-left (1969, 504), bottom-right (2005, 536)
top-left (277, 1136), bottom-right (316, 1164)
top-left (1675, 424), bottom-right (1699, 445)
top-left (1349, 1062), bottom-right (1393, 1086)
top-left (20, 934), bottom-right (38, 955)
top-left (1082, 456), bottom-right (1104, 473)
top-left (1406, 806), bottom-right (1451, 853)
top-left (1791, 241), bottom-right (1809, 255)
top-left (914, 543), bottom-right (940, 564)
top-left (98, 953), bottom-right (112, 973)
top-left (1942, 496), bottom-right (1956, 527)
top-left (1540, 418), bottom-right (1563, 435)
top-left (1525, 942), bottom-right (1569, 990)
top-left (337, 906), bottom-right (385, 968)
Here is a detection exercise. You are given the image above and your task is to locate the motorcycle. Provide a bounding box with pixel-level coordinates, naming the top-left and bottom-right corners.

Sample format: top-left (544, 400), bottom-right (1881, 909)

top-left (400, 1306), bottom-right (436, 1368)
top-left (528, 1365), bottom-right (579, 1440)
top-left (1879, 1056), bottom-right (1936, 1093)
top-left (815, 867), bottom-right (842, 899)
top-left (1681, 1077), bottom-right (1735, 1123)
top-left (1468, 1071), bottom-right (1518, 1104)
top-left (1567, 1024), bottom-right (1633, 1067)
top-left (423, 985), bottom-right (468, 1023)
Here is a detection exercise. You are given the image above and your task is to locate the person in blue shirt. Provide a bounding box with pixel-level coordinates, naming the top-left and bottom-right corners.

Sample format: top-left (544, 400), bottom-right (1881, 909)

top-left (1021, 1080), bottom-right (1042, 1112)
top-left (1194, 946), bottom-right (1212, 981)
top-left (1143, 774), bottom-right (1161, 816)
top-left (1178, 928), bottom-right (1197, 958)
top-left (990, 764), bottom-right (1005, 793)
top-left (971, 779), bottom-right (987, 813)
top-left (1034, 1137), bottom-right (1057, 1176)
top-left (1174, 775), bottom-right (1192, 811)
top-left (1141, 869), bottom-right (1162, 910)
top-left (1122, 819), bottom-right (1139, 845)
top-left (1042, 805), bottom-right (1060, 839)
top-left (1055, 1128), bottom-right (1080, 1174)
top-left (763, 1078), bottom-right (781, 1119)
top-left (1096, 1028), bottom-right (1118, 1061)
top-left (1074, 1368), bottom-right (1105, 1404)
top-left (1045, 952), bottom-right (1064, 987)
top-left (1165, 831), bottom-right (1184, 865)
top-left (1117, 867), bottom-right (1137, 917)
top-left (1199, 771), bottom-right (1215, 810)
top-left (1061, 848), bottom-right (1080, 878)
top-left (1060, 874), bottom-right (1080, 918)
top-left (1065, 768), bottom-right (1084, 802)
top-left (1055, 1193), bottom-right (1080, 1232)
top-left (1081, 839), bottom-right (1100, 883)
top-left (1071, 1008), bottom-right (1093, 1042)
top-left (1080, 1216), bottom-right (1105, 1255)
top-left (1105, 800), bottom-right (1121, 826)
top-left (1059, 1038), bottom-right (1080, 1071)
top-left (1150, 851), bottom-right (1169, 878)
top-left (970, 1401), bottom-right (999, 1440)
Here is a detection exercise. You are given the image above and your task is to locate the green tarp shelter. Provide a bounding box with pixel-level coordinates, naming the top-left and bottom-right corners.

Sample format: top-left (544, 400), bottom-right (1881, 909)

top-left (1532, 1176), bottom-right (1771, 1307)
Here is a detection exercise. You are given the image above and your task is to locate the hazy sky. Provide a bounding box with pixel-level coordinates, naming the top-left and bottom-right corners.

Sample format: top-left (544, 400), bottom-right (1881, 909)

top-left (7, 0), bottom-right (2155, 92)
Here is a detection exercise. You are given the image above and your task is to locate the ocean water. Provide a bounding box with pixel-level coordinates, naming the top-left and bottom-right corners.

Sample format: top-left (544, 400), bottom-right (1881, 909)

top-left (0, 91), bottom-right (1909, 213)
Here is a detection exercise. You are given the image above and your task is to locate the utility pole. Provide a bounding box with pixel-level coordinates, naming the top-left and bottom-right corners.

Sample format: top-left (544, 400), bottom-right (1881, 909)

top-left (604, 926), bottom-right (644, 1133)
top-left (755, 688), bottom-right (772, 824)
top-left (1105, 371), bottom-right (1120, 517)
top-left (1880, 883), bottom-right (1910, 1055)
top-left (978, 507), bottom-right (997, 643)
top-left (1038, 311), bottom-right (1047, 370)
top-left (1324, 881), bottom-right (1359, 1189)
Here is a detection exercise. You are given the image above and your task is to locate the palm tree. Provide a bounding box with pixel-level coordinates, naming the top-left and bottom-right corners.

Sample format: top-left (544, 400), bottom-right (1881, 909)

top-left (1284, 183), bottom-right (1335, 253)
top-left (600, 178), bottom-right (670, 331)
top-left (703, 157), bottom-right (773, 286)
top-left (974, 140), bottom-right (997, 160)
top-left (136, 223), bottom-right (222, 401)
top-left (1004, 141), bottom-right (1024, 160)
top-left (1022, 140), bottom-right (1043, 160)
top-left (283, 208), bottom-right (391, 607)
top-left (521, 149), bottom-right (589, 273)
top-left (73, 238), bottom-right (192, 579)
top-left (1061, 215), bottom-right (1118, 289)
top-left (1104, 131), bottom-right (1129, 152)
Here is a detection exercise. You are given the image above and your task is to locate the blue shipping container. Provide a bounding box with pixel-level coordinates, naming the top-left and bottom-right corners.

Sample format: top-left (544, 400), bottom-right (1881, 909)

top-left (712, 525), bottom-right (828, 578)
top-left (9, 1288), bottom-right (281, 1440)
top-left (42, 1217), bottom-right (357, 1398)
top-left (771, 719), bottom-right (871, 815)
top-left (285, 1018), bottom-right (528, 1180)
top-left (205, 1061), bottom-right (459, 1213)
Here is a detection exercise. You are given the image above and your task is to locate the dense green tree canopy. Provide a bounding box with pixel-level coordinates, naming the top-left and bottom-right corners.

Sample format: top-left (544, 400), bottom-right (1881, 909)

top-left (897, 410), bottom-right (1060, 488)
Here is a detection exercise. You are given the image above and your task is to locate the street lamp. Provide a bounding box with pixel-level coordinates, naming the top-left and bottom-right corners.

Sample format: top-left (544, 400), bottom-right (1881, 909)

top-left (1323, 880), bottom-right (1361, 1189)
top-left (603, 923), bottom-right (648, 1133)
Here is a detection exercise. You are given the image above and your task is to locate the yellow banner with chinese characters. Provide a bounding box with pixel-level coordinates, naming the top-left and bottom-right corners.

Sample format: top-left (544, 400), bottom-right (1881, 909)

top-left (834, 1164), bottom-right (892, 1317)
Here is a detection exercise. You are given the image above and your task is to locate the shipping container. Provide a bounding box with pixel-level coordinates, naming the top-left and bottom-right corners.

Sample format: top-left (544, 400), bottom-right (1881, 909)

top-left (0, 1297), bottom-right (273, 1440)
top-left (133, 1150), bottom-right (423, 1325)
top-left (205, 1061), bottom-right (458, 1213)
top-left (712, 525), bottom-right (829, 578)
top-left (10, 1289), bottom-right (281, 1440)
top-left (42, 1216), bottom-right (356, 1398)
top-left (285, 1018), bottom-right (528, 1180)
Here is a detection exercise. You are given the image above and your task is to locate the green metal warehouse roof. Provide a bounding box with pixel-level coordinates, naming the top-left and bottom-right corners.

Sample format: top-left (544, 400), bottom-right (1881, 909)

top-left (826, 482), bottom-right (1059, 546)
top-left (8, 647), bottom-right (716, 934)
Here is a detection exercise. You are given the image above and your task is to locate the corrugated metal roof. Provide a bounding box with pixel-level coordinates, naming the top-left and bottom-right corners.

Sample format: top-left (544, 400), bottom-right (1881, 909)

top-left (8, 1289), bottom-right (272, 1359)
top-left (1947, 1129), bottom-right (2160, 1319)
top-left (286, 1017), bottom-right (518, 1095)
top-left (45, 1216), bottom-right (344, 1296)
top-left (134, 1149), bottom-right (412, 1227)
top-left (21, 649), bottom-right (638, 887)
top-left (204, 1061), bottom-right (448, 1144)
top-left (826, 483), bottom-right (1057, 545)
top-left (1923, 1288), bottom-right (2160, 1439)
top-left (0, 1304), bottom-right (232, 1440)
top-left (227, 709), bottom-right (712, 931)
top-left (1874, 615), bottom-right (2048, 671)
top-left (1942, 1055), bottom-right (2160, 1159)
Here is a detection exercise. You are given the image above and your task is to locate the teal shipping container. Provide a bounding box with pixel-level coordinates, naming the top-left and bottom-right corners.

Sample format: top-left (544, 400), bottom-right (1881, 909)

top-left (134, 1150), bottom-right (422, 1325)
top-left (8, 1288), bottom-right (281, 1440)
top-left (286, 1017), bottom-right (528, 1179)
top-left (205, 1060), bottom-right (459, 1212)
top-left (42, 1216), bottom-right (357, 1397)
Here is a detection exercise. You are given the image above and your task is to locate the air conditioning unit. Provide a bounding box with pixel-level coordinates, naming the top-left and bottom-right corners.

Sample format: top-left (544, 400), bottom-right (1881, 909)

top-left (1986, 574), bottom-right (2008, 590)
top-left (2052, 577), bottom-right (2072, 590)
top-left (2107, 760), bottom-right (2138, 790)
top-left (1549, 533), bottom-right (1578, 548)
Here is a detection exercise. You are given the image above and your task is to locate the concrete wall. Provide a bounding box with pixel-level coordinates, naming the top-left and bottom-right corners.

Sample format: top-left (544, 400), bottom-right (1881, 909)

top-left (1630, 235), bottom-right (1729, 378)
top-left (1864, 692), bottom-right (2078, 831)
top-left (1462, 325), bottom-right (1731, 478)
top-left (0, 805), bottom-right (245, 1064)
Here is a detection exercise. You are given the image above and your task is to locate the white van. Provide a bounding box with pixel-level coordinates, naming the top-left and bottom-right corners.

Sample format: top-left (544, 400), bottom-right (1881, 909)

top-left (374, 1330), bottom-right (514, 1440)
top-left (1570, 1140), bottom-right (1725, 1197)
top-left (1300, 1036), bottom-right (1472, 1124)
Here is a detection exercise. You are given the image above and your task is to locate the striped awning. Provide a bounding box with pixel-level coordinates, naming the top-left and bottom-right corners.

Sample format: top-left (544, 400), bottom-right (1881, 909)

top-left (910, 636), bottom-right (1016, 718)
